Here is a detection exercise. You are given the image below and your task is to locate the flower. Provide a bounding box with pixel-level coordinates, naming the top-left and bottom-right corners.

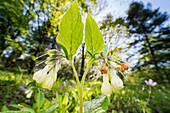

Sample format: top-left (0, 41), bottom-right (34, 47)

top-left (33, 62), bottom-right (61, 90)
top-left (69, 85), bottom-right (72, 88)
top-left (33, 64), bottom-right (54, 83)
top-left (25, 89), bottom-right (31, 94)
top-left (109, 68), bottom-right (124, 91)
top-left (100, 61), bottom-right (124, 95)
top-left (119, 63), bottom-right (129, 72)
top-left (19, 85), bottom-right (25, 89)
top-left (25, 89), bottom-right (33, 98)
top-left (145, 79), bottom-right (157, 86)
top-left (110, 62), bottom-right (129, 72)
top-left (101, 74), bottom-right (112, 95)
top-left (101, 61), bottom-right (107, 74)
top-left (60, 85), bottom-right (64, 89)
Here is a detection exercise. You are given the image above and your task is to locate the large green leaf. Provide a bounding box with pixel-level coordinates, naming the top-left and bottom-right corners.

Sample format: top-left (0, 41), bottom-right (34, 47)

top-left (83, 95), bottom-right (109, 113)
top-left (85, 13), bottom-right (104, 57)
top-left (56, 0), bottom-right (84, 60)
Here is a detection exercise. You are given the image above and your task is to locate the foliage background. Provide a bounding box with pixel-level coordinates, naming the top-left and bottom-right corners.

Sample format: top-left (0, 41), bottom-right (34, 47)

top-left (0, 0), bottom-right (170, 112)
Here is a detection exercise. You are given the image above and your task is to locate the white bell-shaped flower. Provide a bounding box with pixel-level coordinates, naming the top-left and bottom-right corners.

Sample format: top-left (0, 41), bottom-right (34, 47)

top-left (33, 62), bottom-right (61, 90)
top-left (42, 66), bottom-right (57, 90)
top-left (42, 75), bottom-right (54, 90)
top-left (101, 74), bottom-right (112, 95)
top-left (33, 69), bottom-right (46, 83)
top-left (33, 64), bottom-right (54, 83)
top-left (53, 63), bottom-right (61, 82)
top-left (110, 68), bottom-right (124, 91)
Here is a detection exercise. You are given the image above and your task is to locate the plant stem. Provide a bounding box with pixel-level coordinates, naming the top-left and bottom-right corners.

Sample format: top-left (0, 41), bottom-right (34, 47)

top-left (143, 107), bottom-right (146, 113)
top-left (70, 61), bottom-right (80, 86)
top-left (70, 60), bottom-right (82, 112)
top-left (70, 58), bottom-right (94, 113)
top-left (37, 88), bottom-right (40, 113)
top-left (79, 58), bottom-right (95, 113)
top-left (147, 86), bottom-right (151, 103)
top-left (79, 85), bottom-right (83, 113)
top-left (81, 58), bottom-right (94, 87)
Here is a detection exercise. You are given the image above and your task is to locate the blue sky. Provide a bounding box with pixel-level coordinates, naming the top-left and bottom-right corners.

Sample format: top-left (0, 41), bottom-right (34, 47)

top-left (95, 0), bottom-right (170, 23)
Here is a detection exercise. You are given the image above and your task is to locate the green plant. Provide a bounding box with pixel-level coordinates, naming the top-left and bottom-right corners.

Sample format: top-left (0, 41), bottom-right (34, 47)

top-left (31, 0), bottom-right (131, 112)
top-left (1, 0), bottom-right (130, 113)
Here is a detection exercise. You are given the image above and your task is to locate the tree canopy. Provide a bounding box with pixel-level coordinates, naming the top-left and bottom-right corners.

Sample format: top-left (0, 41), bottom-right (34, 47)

top-left (126, 1), bottom-right (170, 82)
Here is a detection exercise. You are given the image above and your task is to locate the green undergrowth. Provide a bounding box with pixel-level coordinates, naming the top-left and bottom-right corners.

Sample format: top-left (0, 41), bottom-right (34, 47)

top-left (0, 71), bottom-right (170, 112)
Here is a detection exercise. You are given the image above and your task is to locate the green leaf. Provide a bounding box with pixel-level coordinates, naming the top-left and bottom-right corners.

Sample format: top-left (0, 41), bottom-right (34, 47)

top-left (35, 91), bottom-right (46, 109)
top-left (42, 99), bottom-right (51, 108)
top-left (56, 0), bottom-right (84, 60)
top-left (40, 103), bottom-right (58, 113)
top-left (20, 107), bottom-right (35, 113)
top-left (85, 13), bottom-right (104, 57)
top-left (1, 105), bottom-right (9, 112)
top-left (62, 96), bottom-right (69, 105)
top-left (83, 95), bottom-right (109, 113)
top-left (2, 111), bottom-right (30, 113)
top-left (8, 104), bottom-right (21, 109)
top-left (57, 43), bottom-right (68, 59)
top-left (112, 110), bottom-right (117, 113)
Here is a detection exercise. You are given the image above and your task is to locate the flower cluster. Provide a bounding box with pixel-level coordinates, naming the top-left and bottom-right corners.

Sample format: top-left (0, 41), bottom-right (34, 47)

top-left (101, 61), bottom-right (128, 95)
top-left (33, 49), bottom-right (62, 90)
top-left (33, 62), bottom-right (61, 90)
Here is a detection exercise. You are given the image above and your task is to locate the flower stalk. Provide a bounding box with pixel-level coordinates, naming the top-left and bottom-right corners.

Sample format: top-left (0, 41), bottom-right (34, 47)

top-left (147, 86), bottom-right (152, 103)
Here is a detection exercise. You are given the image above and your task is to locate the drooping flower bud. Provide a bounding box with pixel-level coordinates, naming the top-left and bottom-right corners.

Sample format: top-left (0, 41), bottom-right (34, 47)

top-left (26, 90), bottom-right (33, 98)
top-left (119, 63), bottom-right (129, 71)
top-left (110, 62), bottom-right (129, 72)
top-left (47, 49), bottom-right (58, 56)
top-left (101, 61), bottom-right (107, 74)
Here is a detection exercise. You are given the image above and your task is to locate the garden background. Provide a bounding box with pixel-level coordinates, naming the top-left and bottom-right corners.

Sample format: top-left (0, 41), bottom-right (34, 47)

top-left (0, 0), bottom-right (170, 112)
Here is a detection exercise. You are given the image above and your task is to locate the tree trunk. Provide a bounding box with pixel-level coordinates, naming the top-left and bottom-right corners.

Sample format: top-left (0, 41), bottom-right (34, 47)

top-left (80, 43), bottom-right (85, 80)
top-left (145, 35), bottom-right (158, 69)
top-left (145, 34), bottom-right (163, 81)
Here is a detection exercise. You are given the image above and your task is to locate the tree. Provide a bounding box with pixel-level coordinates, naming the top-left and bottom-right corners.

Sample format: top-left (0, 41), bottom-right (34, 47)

top-left (0, 0), bottom-right (102, 73)
top-left (126, 1), bottom-right (170, 82)
top-left (0, 0), bottom-right (33, 71)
